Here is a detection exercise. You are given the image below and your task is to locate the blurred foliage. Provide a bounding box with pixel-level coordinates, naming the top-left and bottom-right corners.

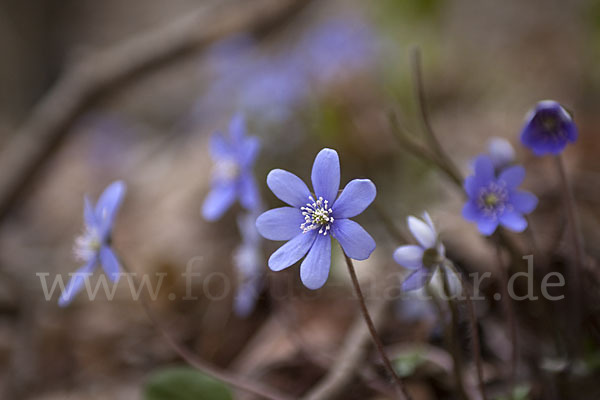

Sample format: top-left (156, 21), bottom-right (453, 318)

top-left (143, 367), bottom-right (233, 400)
top-left (393, 350), bottom-right (425, 377)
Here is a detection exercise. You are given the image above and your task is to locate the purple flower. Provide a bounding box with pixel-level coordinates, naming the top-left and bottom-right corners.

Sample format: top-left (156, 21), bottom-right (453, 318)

top-left (202, 114), bottom-right (261, 221)
top-left (462, 155), bottom-right (538, 236)
top-left (256, 148), bottom-right (376, 290)
top-left (520, 100), bottom-right (577, 156)
top-left (487, 137), bottom-right (515, 172)
top-left (394, 212), bottom-right (446, 291)
top-left (59, 181), bottom-right (126, 306)
top-left (233, 212), bottom-right (264, 317)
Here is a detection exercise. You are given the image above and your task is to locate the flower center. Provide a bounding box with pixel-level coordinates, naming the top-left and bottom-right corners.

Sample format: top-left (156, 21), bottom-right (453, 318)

top-left (214, 159), bottom-right (240, 181)
top-left (300, 196), bottom-right (334, 235)
top-left (477, 182), bottom-right (510, 217)
top-left (536, 113), bottom-right (565, 142)
top-left (422, 247), bottom-right (443, 269)
top-left (73, 227), bottom-right (102, 262)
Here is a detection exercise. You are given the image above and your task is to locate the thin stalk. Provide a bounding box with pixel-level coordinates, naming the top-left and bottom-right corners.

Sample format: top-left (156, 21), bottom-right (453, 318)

top-left (120, 261), bottom-right (292, 400)
top-left (439, 269), bottom-right (470, 400)
top-left (495, 243), bottom-right (518, 385)
top-left (342, 253), bottom-right (412, 400)
top-left (410, 47), bottom-right (464, 186)
top-left (555, 154), bottom-right (585, 341)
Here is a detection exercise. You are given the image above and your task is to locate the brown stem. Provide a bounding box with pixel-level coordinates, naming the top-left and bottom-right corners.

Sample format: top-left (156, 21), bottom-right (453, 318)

top-left (342, 253), bottom-right (412, 400)
top-left (440, 270), bottom-right (470, 400)
top-left (120, 261), bottom-right (292, 400)
top-left (495, 243), bottom-right (518, 385)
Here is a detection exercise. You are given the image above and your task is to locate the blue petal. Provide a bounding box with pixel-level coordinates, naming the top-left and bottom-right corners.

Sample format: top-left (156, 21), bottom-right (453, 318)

top-left (331, 219), bottom-right (375, 260)
top-left (95, 181), bottom-right (126, 238)
top-left (100, 246), bottom-right (121, 281)
top-left (332, 179), bottom-right (376, 219)
top-left (202, 182), bottom-right (237, 221)
top-left (499, 211), bottom-right (527, 232)
top-left (300, 234), bottom-right (331, 290)
top-left (256, 207), bottom-right (304, 240)
top-left (510, 190), bottom-right (538, 214)
top-left (393, 245), bottom-right (424, 270)
top-left (462, 201), bottom-right (482, 222)
top-left (473, 155), bottom-right (494, 184)
top-left (402, 268), bottom-right (430, 291)
top-left (464, 176), bottom-right (479, 198)
top-left (477, 218), bottom-right (499, 236)
top-left (210, 132), bottom-right (233, 159)
top-left (240, 136), bottom-right (260, 167)
top-left (84, 196), bottom-right (98, 228)
top-left (229, 113), bottom-right (246, 143)
top-left (498, 165), bottom-right (525, 189)
top-left (58, 258), bottom-right (97, 307)
top-left (267, 169), bottom-right (311, 208)
top-left (268, 230), bottom-right (317, 271)
top-left (311, 148), bottom-right (340, 203)
top-left (238, 174), bottom-right (261, 211)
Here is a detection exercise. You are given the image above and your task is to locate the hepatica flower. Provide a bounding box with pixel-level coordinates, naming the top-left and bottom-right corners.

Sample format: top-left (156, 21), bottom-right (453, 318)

top-left (394, 213), bottom-right (446, 291)
top-left (462, 155), bottom-right (538, 236)
top-left (202, 114), bottom-right (261, 221)
top-left (520, 100), bottom-right (577, 156)
top-left (488, 137), bottom-right (515, 172)
top-left (59, 181), bottom-right (126, 306)
top-left (256, 148), bottom-right (376, 289)
top-left (233, 212), bottom-right (264, 317)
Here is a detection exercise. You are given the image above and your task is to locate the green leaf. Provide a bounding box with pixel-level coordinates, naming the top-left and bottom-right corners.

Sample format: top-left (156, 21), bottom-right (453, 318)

top-left (393, 351), bottom-right (425, 377)
top-left (144, 367), bottom-right (233, 400)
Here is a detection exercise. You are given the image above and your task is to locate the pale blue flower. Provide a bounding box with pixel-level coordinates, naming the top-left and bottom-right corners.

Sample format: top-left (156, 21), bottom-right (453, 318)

top-left (256, 148), bottom-right (376, 290)
top-left (59, 181), bottom-right (126, 306)
top-left (487, 137), bottom-right (515, 172)
top-left (202, 114), bottom-right (261, 221)
top-left (233, 212), bottom-right (264, 317)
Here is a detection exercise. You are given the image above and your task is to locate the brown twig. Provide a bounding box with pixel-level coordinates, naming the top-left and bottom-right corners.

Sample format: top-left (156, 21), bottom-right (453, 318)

top-left (342, 253), bottom-right (412, 400)
top-left (0, 0), bottom-right (310, 221)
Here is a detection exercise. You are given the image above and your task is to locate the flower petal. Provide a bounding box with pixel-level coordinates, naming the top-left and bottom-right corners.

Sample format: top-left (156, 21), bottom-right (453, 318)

top-left (499, 211), bottom-right (527, 232)
top-left (267, 169), bottom-right (311, 208)
top-left (473, 155), bottom-right (494, 184)
top-left (238, 174), bottom-right (261, 211)
top-left (58, 258), bottom-right (97, 307)
top-left (229, 113), bottom-right (246, 142)
top-left (332, 179), bottom-right (376, 219)
top-left (464, 176), bottom-right (479, 198)
top-left (402, 268), bottom-right (430, 291)
top-left (96, 181), bottom-right (126, 238)
top-left (510, 190), bottom-right (538, 214)
top-left (268, 230), bottom-right (317, 271)
top-left (422, 212), bottom-right (436, 234)
top-left (202, 182), bottom-right (237, 221)
top-left (477, 218), bottom-right (499, 236)
top-left (311, 148), bottom-right (340, 203)
top-left (209, 132), bottom-right (233, 159)
top-left (256, 207), bottom-right (304, 241)
top-left (462, 201), bottom-right (482, 222)
top-left (84, 196), bottom-right (97, 228)
top-left (331, 219), bottom-right (376, 261)
top-left (240, 136), bottom-right (260, 167)
top-left (100, 246), bottom-right (121, 281)
top-left (498, 165), bottom-right (525, 189)
top-left (393, 245), bottom-right (424, 270)
top-left (407, 216), bottom-right (436, 248)
top-left (300, 234), bottom-right (331, 290)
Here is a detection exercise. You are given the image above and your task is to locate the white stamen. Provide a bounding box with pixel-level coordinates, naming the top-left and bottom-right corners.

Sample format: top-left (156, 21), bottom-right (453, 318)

top-left (300, 196), bottom-right (334, 235)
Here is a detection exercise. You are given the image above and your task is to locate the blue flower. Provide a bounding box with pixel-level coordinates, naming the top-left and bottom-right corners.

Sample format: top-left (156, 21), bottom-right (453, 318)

top-left (202, 114), bottom-right (261, 221)
top-left (394, 212), bottom-right (445, 291)
top-left (233, 212), bottom-right (264, 317)
top-left (462, 155), bottom-right (538, 236)
top-left (256, 148), bottom-right (376, 290)
top-left (487, 137), bottom-right (515, 172)
top-left (59, 181), bottom-right (126, 306)
top-left (520, 100), bottom-right (577, 156)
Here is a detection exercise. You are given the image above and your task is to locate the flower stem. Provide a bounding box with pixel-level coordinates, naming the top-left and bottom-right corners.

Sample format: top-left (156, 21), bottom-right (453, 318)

top-left (495, 242), bottom-right (518, 386)
top-left (120, 261), bottom-right (292, 400)
top-left (439, 269), bottom-right (470, 400)
top-left (342, 253), bottom-right (412, 400)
